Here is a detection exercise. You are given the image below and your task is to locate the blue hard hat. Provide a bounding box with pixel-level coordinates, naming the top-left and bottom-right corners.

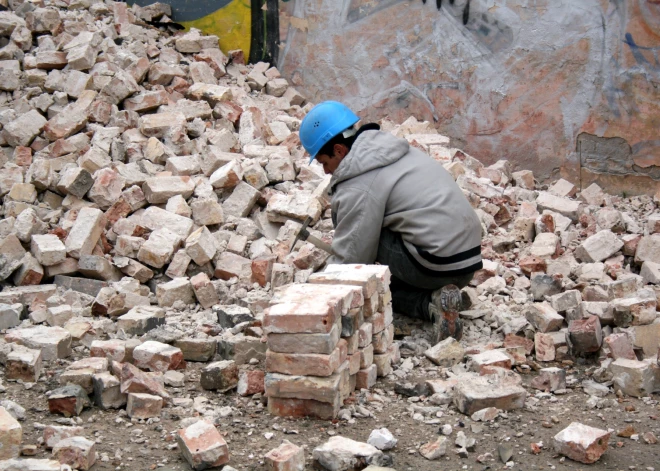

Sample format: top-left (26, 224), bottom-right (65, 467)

top-left (300, 101), bottom-right (360, 162)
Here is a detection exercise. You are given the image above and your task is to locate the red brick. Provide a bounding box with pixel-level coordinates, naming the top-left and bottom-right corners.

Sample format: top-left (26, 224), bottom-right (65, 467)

top-left (266, 345), bottom-right (345, 377)
top-left (534, 333), bottom-right (555, 362)
top-left (126, 393), bottom-right (162, 419)
top-left (264, 301), bottom-right (340, 335)
top-left (267, 397), bottom-right (339, 420)
top-left (237, 370), bottom-right (265, 396)
top-left (177, 420), bottom-right (229, 469)
top-left (52, 437), bottom-right (96, 470)
top-left (519, 256), bottom-right (547, 276)
top-left (14, 146), bottom-right (32, 167)
top-left (90, 340), bottom-right (126, 362)
top-left (369, 305), bottom-right (393, 334)
top-left (356, 364), bottom-right (377, 390)
top-left (132, 341), bottom-right (185, 373)
top-left (265, 440), bottom-right (305, 471)
top-left (568, 316), bottom-right (602, 355)
top-left (504, 334), bottom-right (534, 355)
top-left (604, 333), bottom-right (636, 360)
top-left (252, 255), bottom-right (276, 287)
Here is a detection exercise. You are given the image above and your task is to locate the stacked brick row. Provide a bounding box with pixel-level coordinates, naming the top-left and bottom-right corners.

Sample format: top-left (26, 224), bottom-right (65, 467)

top-left (311, 264), bottom-right (397, 382)
top-left (263, 264), bottom-right (397, 420)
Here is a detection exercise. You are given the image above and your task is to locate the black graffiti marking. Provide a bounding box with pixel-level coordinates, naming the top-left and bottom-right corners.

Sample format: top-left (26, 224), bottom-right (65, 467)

top-left (346, 0), bottom-right (512, 53)
top-left (130, 0), bottom-right (232, 23)
top-left (425, 0), bottom-right (470, 25)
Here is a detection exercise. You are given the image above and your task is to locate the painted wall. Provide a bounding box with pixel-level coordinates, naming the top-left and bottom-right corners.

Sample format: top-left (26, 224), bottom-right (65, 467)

top-left (275, 0), bottom-right (660, 194)
top-left (132, 0), bottom-right (282, 64)
top-left (136, 0), bottom-right (660, 194)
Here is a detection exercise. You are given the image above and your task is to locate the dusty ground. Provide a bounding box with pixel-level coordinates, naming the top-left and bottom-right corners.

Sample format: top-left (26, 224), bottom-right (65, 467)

top-left (4, 316), bottom-right (659, 471)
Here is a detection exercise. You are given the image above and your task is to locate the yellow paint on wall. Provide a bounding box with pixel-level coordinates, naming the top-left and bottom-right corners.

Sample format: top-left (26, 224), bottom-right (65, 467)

top-left (180, 0), bottom-right (252, 56)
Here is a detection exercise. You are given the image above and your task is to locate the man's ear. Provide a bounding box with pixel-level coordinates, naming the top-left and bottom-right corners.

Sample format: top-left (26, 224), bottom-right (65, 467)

top-left (333, 143), bottom-right (348, 159)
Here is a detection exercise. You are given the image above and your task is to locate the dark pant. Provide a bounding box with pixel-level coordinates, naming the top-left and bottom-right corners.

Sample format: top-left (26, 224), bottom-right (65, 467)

top-left (375, 229), bottom-right (474, 321)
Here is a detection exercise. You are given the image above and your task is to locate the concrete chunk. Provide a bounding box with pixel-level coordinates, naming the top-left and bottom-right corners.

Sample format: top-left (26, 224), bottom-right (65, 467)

top-left (312, 436), bottom-right (386, 471)
top-left (610, 358), bottom-right (659, 397)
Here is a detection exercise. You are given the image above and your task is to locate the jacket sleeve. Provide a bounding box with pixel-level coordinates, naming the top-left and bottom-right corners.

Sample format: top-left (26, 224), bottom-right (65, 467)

top-left (327, 186), bottom-right (385, 265)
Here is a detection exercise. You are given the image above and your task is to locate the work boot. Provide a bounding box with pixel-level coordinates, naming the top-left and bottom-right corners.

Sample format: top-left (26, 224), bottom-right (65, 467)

top-left (429, 284), bottom-right (463, 344)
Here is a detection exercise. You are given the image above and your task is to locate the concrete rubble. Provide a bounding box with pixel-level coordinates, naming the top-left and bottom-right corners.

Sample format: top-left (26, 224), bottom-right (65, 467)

top-left (0, 0), bottom-right (656, 469)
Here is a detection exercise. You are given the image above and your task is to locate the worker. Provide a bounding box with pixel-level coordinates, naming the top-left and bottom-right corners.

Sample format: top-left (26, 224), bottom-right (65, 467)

top-left (299, 101), bottom-right (483, 342)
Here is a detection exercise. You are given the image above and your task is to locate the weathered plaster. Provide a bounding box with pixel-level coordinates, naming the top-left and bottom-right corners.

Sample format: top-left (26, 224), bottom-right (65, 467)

top-left (276, 0), bottom-right (660, 193)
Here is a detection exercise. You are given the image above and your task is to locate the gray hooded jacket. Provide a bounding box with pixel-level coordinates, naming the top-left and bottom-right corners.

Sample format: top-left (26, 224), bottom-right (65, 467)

top-left (328, 130), bottom-right (482, 276)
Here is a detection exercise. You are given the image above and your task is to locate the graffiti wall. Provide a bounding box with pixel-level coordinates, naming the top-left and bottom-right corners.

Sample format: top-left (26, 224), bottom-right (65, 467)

top-left (138, 0), bottom-right (660, 194)
top-left (274, 0), bottom-right (660, 194)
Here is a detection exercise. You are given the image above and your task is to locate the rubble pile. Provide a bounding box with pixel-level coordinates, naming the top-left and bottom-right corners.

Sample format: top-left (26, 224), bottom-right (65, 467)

top-left (263, 264), bottom-right (395, 420)
top-left (0, 0), bottom-right (657, 469)
top-left (0, 0), bottom-right (317, 319)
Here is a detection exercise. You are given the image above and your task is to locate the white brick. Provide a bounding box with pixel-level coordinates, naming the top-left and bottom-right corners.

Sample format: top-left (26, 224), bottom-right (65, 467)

top-left (31, 234), bottom-right (66, 266)
top-left (185, 227), bottom-right (217, 265)
top-left (64, 207), bottom-right (104, 259)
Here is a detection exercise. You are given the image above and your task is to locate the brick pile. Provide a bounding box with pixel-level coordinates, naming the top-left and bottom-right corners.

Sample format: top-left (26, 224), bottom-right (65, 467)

top-left (0, 0), bottom-right (319, 324)
top-left (263, 263), bottom-right (397, 420)
top-left (0, 0), bottom-right (658, 468)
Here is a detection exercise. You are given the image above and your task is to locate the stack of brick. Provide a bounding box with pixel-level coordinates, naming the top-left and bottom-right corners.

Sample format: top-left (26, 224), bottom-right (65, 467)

top-left (263, 264), bottom-right (395, 419)
top-left (310, 264), bottom-right (396, 382)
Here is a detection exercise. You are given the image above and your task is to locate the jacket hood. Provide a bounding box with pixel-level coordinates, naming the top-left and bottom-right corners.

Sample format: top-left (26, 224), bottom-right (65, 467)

top-left (330, 130), bottom-right (410, 192)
